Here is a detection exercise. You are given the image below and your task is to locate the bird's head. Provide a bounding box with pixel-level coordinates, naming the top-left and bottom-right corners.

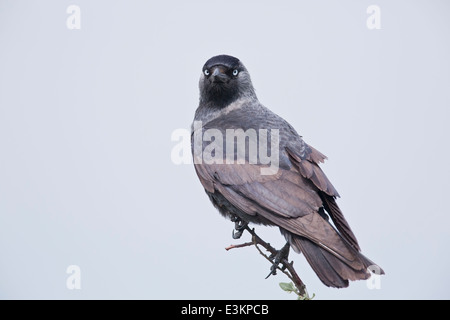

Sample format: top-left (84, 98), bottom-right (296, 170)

top-left (199, 55), bottom-right (256, 108)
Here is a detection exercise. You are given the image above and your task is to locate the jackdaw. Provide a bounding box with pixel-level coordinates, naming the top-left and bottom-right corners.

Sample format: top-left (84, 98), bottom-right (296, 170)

top-left (191, 54), bottom-right (384, 288)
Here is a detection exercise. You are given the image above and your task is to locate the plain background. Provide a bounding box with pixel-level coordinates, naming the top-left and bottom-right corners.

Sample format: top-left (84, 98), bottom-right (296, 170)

top-left (0, 0), bottom-right (449, 299)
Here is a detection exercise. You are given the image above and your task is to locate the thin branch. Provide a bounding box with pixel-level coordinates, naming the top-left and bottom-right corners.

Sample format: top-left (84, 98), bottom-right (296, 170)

top-left (225, 242), bottom-right (254, 251)
top-left (225, 226), bottom-right (307, 296)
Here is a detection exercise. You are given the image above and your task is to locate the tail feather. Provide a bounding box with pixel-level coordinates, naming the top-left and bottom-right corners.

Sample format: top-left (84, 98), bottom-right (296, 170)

top-left (289, 234), bottom-right (381, 288)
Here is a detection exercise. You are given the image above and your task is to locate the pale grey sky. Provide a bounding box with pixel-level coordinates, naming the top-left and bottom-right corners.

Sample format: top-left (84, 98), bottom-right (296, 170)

top-left (0, 0), bottom-right (449, 299)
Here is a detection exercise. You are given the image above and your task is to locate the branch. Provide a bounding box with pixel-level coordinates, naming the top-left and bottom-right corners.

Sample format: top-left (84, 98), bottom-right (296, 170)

top-left (225, 226), bottom-right (307, 297)
top-left (225, 242), bottom-right (254, 251)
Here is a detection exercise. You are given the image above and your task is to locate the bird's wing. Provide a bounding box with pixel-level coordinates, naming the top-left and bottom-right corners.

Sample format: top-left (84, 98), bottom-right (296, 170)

top-left (194, 160), bottom-right (362, 267)
top-left (195, 161), bottom-right (321, 218)
top-left (285, 142), bottom-right (340, 197)
top-left (285, 143), bottom-right (360, 250)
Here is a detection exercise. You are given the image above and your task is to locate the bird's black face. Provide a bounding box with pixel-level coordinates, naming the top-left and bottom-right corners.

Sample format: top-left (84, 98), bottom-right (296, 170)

top-left (199, 55), bottom-right (255, 109)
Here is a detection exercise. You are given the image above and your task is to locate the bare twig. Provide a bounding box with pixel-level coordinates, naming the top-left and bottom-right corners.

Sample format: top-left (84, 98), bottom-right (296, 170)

top-left (225, 226), bottom-right (307, 296)
top-left (225, 242), bottom-right (254, 251)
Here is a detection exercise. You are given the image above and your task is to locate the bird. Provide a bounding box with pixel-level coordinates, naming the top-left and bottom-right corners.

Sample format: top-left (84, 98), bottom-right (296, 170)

top-left (191, 54), bottom-right (384, 288)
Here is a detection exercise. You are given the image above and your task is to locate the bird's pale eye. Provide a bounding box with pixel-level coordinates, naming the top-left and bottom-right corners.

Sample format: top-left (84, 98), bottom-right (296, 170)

top-left (204, 69), bottom-right (210, 76)
top-left (232, 69), bottom-right (239, 76)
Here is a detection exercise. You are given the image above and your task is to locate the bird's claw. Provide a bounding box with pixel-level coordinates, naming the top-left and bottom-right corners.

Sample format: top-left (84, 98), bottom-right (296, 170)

top-left (231, 217), bottom-right (248, 239)
top-left (265, 243), bottom-right (290, 279)
top-left (232, 229), bottom-right (244, 239)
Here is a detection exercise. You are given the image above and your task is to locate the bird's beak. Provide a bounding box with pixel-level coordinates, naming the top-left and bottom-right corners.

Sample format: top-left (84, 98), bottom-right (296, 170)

top-left (211, 67), bottom-right (229, 83)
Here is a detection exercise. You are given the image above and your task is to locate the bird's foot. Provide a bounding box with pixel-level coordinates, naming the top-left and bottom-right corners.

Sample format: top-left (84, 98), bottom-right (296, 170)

top-left (265, 242), bottom-right (290, 279)
top-left (231, 216), bottom-right (248, 239)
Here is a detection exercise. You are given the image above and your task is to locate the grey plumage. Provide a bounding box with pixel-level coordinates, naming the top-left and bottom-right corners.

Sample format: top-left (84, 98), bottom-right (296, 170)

top-left (191, 54), bottom-right (384, 288)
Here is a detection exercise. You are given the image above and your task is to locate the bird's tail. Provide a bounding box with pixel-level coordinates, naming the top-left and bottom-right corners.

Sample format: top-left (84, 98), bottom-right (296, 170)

top-left (288, 233), bottom-right (384, 288)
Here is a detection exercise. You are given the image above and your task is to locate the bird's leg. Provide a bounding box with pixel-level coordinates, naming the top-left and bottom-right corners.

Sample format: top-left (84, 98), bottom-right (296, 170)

top-left (230, 216), bottom-right (248, 239)
top-left (265, 242), bottom-right (290, 279)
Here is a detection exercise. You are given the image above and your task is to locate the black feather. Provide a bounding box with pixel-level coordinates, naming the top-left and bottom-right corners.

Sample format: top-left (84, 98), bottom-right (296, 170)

top-left (204, 55), bottom-right (241, 69)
